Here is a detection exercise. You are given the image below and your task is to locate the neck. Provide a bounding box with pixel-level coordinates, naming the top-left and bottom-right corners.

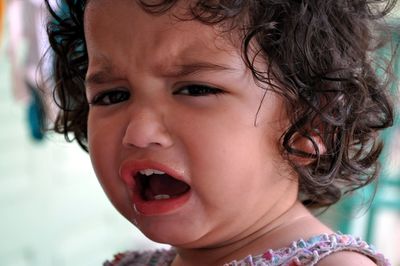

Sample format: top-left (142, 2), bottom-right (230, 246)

top-left (171, 202), bottom-right (327, 266)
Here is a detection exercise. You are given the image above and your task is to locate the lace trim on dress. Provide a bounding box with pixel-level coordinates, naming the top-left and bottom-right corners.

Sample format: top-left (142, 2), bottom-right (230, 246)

top-left (104, 233), bottom-right (390, 266)
top-left (225, 233), bottom-right (390, 266)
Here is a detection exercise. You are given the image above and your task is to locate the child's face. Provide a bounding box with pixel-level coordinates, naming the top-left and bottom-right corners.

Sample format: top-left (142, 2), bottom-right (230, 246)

top-left (84, 0), bottom-right (298, 247)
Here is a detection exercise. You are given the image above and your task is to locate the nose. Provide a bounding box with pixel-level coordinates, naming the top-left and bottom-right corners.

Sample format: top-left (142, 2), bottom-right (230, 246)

top-left (122, 105), bottom-right (173, 149)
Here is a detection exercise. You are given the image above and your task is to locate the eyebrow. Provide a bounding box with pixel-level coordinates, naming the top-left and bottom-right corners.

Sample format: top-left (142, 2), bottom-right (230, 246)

top-left (85, 69), bottom-right (116, 87)
top-left (162, 62), bottom-right (238, 77)
top-left (85, 60), bottom-right (237, 87)
top-left (85, 56), bottom-right (120, 87)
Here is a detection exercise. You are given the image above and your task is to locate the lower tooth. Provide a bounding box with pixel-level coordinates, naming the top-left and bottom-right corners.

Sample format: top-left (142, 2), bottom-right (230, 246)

top-left (154, 194), bottom-right (171, 200)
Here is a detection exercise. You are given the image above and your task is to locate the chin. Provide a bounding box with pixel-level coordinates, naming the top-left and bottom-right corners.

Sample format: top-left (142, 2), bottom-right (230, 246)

top-left (136, 218), bottom-right (205, 247)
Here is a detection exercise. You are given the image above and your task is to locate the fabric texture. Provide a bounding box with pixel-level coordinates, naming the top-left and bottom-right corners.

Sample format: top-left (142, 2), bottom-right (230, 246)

top-left (103, 233), bottom-right (390, 266)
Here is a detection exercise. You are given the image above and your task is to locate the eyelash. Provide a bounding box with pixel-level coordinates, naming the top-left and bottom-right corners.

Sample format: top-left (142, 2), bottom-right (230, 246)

top-left (90, 89), bottom-right (130, 106)
top-left (173, 84), bottom-right (223, 96)
top-left (90, 84), bottom-right (223, 106)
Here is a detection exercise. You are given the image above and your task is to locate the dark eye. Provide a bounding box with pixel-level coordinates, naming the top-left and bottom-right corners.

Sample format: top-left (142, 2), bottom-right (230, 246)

top-left (174, 84), bottom-right (223, 97)
top-left (91, 90), bottom-right (130, 106)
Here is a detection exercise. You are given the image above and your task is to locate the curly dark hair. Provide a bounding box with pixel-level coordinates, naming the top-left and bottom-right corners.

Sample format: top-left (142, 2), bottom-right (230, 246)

top-left (44, 0), bottom-right (397, 208)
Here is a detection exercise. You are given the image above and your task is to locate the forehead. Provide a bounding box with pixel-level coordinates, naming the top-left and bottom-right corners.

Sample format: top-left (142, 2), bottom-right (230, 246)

top-left (84, 0), bottom-right (242, 76)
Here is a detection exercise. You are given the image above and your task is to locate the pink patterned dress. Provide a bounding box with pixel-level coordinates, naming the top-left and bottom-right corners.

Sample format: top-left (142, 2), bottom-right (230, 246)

top-left (104, 233), bottom-right (390, 266)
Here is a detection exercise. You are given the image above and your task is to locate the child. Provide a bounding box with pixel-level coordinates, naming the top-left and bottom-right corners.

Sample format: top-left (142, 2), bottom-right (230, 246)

top-left (44, 0), bottom-right (397, 265)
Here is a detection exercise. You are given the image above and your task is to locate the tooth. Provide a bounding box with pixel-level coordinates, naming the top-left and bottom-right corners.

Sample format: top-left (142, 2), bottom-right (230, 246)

top-left (152, 169), bottom-right (165, 175)
top-left (154, 194), bottom-right (170, 200)
top-left (142, 169), bottom-right (152, 176)
top-left (139, 169), bottom-right (165, 176)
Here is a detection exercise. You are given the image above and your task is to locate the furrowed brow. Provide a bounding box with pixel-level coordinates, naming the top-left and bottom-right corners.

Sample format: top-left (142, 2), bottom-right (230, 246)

top-left (85, 56), bottom-right (118, 87)
top-left (163, 62), bottom-right (238, 77)
top-left (85, 69), bottom-right (114, 87)
top-left (85, 60), bottom-right (238, 86)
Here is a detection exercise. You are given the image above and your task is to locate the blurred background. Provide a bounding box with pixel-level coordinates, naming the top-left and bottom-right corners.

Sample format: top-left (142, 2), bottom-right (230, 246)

top-left (0, 1), bottom-right (399, 265)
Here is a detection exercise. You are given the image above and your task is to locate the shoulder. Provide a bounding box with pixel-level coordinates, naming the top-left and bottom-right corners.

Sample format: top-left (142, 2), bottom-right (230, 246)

top-left (232, 233), bottom-right (390, 266)
top-left (297, 233), bottom-right (389, 266)
top-left (311, 233), bottom-right (389, 266)
top-left (316, 251), bottom-right (378, 266)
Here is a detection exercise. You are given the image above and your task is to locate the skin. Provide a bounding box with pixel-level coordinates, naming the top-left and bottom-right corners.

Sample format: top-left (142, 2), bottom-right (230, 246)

top-left (84, 1), bottom-right (377, 265)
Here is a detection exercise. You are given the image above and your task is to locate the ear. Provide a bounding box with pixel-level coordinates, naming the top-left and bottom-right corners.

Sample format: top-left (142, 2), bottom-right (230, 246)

top-left (288, 132), bottom-right (326, 166)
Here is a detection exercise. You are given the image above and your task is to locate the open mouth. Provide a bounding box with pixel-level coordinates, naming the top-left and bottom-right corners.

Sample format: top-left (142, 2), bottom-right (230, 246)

top-left (135, 169), bottom-right (191, 201)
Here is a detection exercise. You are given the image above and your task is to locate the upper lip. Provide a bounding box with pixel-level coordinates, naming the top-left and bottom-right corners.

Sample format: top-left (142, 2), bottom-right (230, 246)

top-left (119, 159), bottom-right (188, 188)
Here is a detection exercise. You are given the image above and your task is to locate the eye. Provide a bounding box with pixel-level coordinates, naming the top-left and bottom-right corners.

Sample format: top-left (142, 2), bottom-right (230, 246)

top-left (90, 89), bottom-right (130, 106)
top-left (174, 84), bottom-right (223, 97)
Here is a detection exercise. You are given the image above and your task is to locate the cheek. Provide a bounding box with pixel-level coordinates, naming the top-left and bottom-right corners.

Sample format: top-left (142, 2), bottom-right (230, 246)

top-left (88, 125), bottom-right (114, 192)
top-left (183, 118), bottom-right (279, 193)
top-left (88, 123), bottom-right (120, 184)
top-left (87, 113), bottom-right (131, 217)
top-left (88, 114), bottom-right (110, 172)
top-left (87, 111), bottom-right (123, 166)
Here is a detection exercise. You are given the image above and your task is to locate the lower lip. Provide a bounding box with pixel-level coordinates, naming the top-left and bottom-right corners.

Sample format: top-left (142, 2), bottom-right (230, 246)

top-left (131, 188), bottom-right (191, 216)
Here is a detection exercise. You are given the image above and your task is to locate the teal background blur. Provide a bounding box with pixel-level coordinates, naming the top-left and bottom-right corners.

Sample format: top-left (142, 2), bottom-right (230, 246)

top-left (1, 2), bottom-right (399, 266)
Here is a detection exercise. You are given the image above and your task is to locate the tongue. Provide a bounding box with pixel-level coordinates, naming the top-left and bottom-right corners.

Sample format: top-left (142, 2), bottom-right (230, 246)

top-left (147, 174), bottom-right (190, 198)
